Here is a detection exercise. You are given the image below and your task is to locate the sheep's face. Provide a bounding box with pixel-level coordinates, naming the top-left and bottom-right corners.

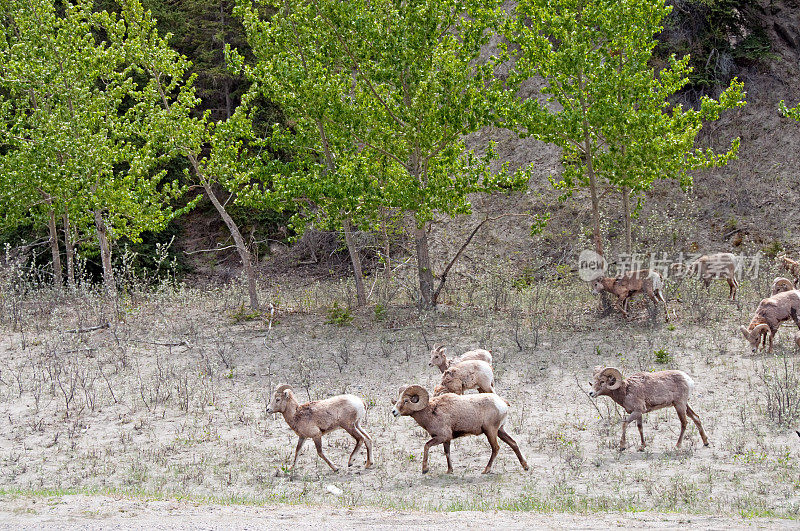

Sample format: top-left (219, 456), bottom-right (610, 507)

top-left (266, 389), bottom-right (289, 414)
top-left (429, 349), bottom-right (446, 368)
top-left (392, 394), bottom-right (419, 417)
top-left (590, 278), bottom-right (604, 295)
top-left (740, 325), bottom-right (765, 353)
top-left (588, 368), bottom-right (620, 398)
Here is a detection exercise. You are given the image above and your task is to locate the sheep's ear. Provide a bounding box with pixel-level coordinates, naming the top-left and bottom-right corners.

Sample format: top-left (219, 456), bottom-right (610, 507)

top-left (410, 395), bottom-right (419, 403)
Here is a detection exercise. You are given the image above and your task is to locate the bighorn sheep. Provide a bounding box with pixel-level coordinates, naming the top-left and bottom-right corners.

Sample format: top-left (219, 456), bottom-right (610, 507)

top-left (740, 290), bottom-right (800, 353)
top-left (778, 255), bottom-right (800, 287)
top-left (672, 253), bottom-right (739, 301)
top-left (428, 345), bottom-right (492, 373)
top-left (433, 360), bottom-right (494, 396)
top-left (392, 385), bottom-right (529, 474)
top-left (771, 277), bottom-right (795, 296)
top-left (589, 367), bottom-right (709, 451)
top-left (590, 269), bottom-right (668, 321)
top-left (266, 384), bottom-right (373, 472)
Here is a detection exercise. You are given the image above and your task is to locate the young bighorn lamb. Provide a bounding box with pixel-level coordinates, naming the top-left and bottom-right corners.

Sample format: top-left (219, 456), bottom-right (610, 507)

top-left (266, 384), bottom-right (373, 472)
top-left (589, 367), bottom-right (709, 451)
top-left (428, 345), bottom-right (492, 373)
top-left (740, 290), bottom-right (800, 353)
top-left (771, 277), bottom-right (795, 296)
top-left (590, 269), bottom-right (668, 321)
top-left (778, 255), bottom-right (800, 287)
top-left (674, 253), bottom-right (739, 301)
top-left (433, 360), bottom-right (494, 396)
top-left (392, 385), bottom-right (528, 474)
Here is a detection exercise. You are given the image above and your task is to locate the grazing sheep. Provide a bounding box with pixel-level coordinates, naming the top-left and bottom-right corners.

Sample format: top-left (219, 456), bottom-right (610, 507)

top-left (674, 253), bottom-right (740, 301)
top-left (590, 269), bottom-right (668, 321)
top-left (428, 345), bottom-right (492, 373)
top-left (771, 277), bottom-right (795, 296)
top-left (392, 385), bottom-right (529, 474)
top-left (778, 255), bottom-right (800, 287)
top-left (266, 384), bottom-right (373, 472)
top-left (434, 360), bottom-right (494, 395)
top-left (740, 290), bottom-right (800, 353)
top-left (589, 367), bottom-right (709, 451)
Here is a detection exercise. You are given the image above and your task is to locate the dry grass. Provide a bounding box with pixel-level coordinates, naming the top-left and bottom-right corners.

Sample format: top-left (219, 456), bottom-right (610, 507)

top-left (0, 262), bottom-right (799, 520)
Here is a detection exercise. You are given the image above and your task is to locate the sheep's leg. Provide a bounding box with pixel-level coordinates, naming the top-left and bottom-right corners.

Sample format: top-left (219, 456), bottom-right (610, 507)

top-left (769, 330), bottom-right (776, 353)
top-left (791, 308), bottom-right (800, 331)
top-left (727, 278), bottom-right (736, 301)
top-left (344, 427), bottom-right (364, 468)
top-left (442, 442), bottom-right (453, 474)
top-left (290, 437), bottom-right (307, 471)
top-left (620, 411), bottom-right (642, 451)
top-left (616, 295), bottom-right (629, 318)
top-left (686, 405), bottom-right (710, 446)
top-left (312, 436), bottom-right (338, 472)
top-left (498, 427), bottom-right (529, 470)
top-left (354, 421), bottom-right (373, 468)
top-left (482, 429), bottom-right (501, 474)
top-left (636, 417), bottom-right (645, 450)
top-left (422, 438), bottom-right (444, 474)
top-left (675, 404), bottom-right (688, 448)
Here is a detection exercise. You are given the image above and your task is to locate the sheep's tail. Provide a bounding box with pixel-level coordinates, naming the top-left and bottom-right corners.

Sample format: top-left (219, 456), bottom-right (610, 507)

top-left (651, 272), bottom-right (667, 302)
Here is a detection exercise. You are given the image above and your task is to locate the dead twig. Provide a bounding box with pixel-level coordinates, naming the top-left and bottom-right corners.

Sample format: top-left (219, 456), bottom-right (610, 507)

top-left (64, 322), bottom-right (109, 334)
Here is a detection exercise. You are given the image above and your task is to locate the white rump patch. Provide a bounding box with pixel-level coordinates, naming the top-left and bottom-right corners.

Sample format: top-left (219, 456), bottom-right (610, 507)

top-left (679, 372), bottom-right (695, 394)
top-left (344, 395), bottom-right (366, 418)
top-left (491, 394), bottom-right (509, 425)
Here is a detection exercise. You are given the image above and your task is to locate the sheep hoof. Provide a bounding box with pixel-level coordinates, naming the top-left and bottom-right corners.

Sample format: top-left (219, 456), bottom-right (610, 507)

top-left (422, 468), bottom-right (429, 475)
top-left (481, 468), bottom-right (492, 474)
top-left (446, 469), bottom-right (453, 474)
top-left (638, 446), bottom-right (645, 452)
top-left (364, 462), bottom-right (373, 469)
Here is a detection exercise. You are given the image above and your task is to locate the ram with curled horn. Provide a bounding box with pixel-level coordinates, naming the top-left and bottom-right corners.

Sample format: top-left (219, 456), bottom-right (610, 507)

top-left (740, 290), bottom-right (800, 353)
top-left (391, 385), bottom-right (528, 475)
top-left (266, 384), bottom-right (373, 472)
top-left (588, 366), bottom-right (709, 451)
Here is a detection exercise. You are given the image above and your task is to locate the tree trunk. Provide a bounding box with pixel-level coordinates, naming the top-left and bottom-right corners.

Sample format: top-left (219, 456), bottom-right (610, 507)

top-left (63, 210), bottom-right (75, 288)
top-left (579, 70), bottom-right (604, 257)
top-left (196, 171), bottom-right (259, 311)
top-left (343, 217), bottom-right (367, 306)
top-left (47, 206), bottom-right (62, 291)
top-left (382, 208), bottom-right (392, 300)
top-left (414, 223), bottom-right (435, 309)
top-left (93, 209), bottom-right (116, 295)
top-left (622, 186), bottom-right (632, 254)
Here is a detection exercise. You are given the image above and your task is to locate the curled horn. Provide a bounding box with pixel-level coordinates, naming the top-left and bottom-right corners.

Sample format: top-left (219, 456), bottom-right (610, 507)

top-left (753, 323), bottom-right (771, 338)
top-left (275, 384), bottom-right (293, 395)
top-left (740, 325), bottom-right (751, 340)
top-left (601, 367), bottom-right (624, 390)
top-left (402, 385), bottom-right (429, 412)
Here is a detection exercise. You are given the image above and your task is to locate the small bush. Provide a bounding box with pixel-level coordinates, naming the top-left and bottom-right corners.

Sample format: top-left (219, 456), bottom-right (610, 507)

top-left (654, 348), bottom-right (673, 364)
top-left (325, 301), bottom-right (353, 326)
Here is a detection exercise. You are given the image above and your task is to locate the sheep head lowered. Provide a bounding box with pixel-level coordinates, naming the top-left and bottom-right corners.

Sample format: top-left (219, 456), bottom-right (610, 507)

top-left (588, 367), bottom-right (709, 451)
top-left (436, 360), bottom-right (494, 395)
top-left (267, 384), bottom-right (373, 472)
top-left (590, 269), bottom-right (668, 321)
top-left (391, 385), bottom-right (528, 474)
top-left (740, 290), bottom-right (800, 353)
